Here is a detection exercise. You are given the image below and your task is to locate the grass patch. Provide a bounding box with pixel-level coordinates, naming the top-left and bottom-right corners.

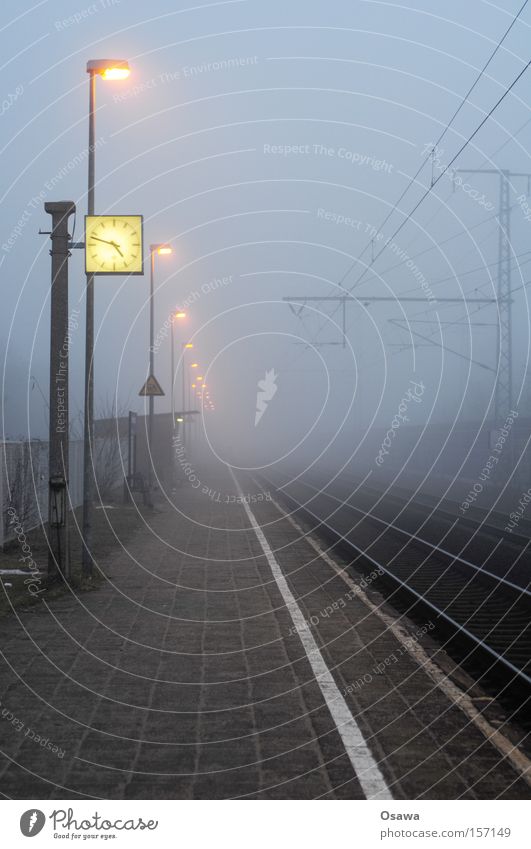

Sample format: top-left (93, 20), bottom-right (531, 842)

top-left (0, 496), bottom-right (147, 617)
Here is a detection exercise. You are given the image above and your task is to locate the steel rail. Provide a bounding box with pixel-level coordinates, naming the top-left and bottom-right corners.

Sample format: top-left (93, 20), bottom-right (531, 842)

top-left (263, 476), bottom-right (531, 686)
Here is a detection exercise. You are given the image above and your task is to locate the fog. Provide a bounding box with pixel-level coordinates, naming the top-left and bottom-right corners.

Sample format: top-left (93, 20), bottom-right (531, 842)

top-left (2, 0), bottom-right (531, 500)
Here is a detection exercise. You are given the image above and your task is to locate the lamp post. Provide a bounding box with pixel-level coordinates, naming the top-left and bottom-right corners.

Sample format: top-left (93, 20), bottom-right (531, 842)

top-left (148, 244), bottom-right (172, 491)
top-left (82, 58), bottom-right (130, 579)
top-left (189, 362), bottom-right (198, 446)
top-left (182, 342), bottom-right (193, 444)
top-left (170, 311), bottom-right (186, 427)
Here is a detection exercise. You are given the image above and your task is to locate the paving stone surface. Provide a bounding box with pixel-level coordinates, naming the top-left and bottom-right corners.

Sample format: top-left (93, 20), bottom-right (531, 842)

top-left (0, 465), bottom-right (528, 799)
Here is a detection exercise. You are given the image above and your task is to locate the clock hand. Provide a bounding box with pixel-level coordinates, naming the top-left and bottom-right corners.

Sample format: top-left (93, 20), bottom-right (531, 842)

top-left (110, 241), bottom-right (124, 258)
top-left (90, 236), bottom-right (116, 245)
top-left (89, 236), bottom-right (125, 258)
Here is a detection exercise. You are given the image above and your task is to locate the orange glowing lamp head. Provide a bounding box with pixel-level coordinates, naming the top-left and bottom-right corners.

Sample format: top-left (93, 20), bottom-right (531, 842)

top-left (87, 59), bottom-right (130, 80)
top-left (150, 243), bottom-right (172, 257)
top-left (174, 311), bottom-right (186, 320)
top-left (102, 67), bottom-right (130, 80)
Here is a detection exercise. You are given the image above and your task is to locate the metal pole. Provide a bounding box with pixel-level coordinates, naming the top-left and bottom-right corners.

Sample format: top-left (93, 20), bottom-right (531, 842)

top-left (181, 343), bottom-right (186, 446)
top-left (82, 71), bottom-right (96, 578)
top-left (46, 201), bottom-right (75, 581)
top-left (148, 249), bottom-right (155, 491)
top-left (170, 316), bottom-right (175, 427)
top-left (454, 167), bottom-right (531, 423)
top-left (187, 366), bottom-right (191, 451)
top-left (123, 410), bottom-right (136, 504)
top-left (496, 170), bottom-right (512, 421)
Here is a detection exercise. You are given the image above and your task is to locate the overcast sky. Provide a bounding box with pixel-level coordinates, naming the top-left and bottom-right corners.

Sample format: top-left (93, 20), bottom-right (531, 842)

top-left (1, 0), bottom-right (531, 471)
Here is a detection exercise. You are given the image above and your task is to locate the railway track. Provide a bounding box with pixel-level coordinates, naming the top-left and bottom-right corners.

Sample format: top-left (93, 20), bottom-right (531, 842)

top-left (261, 473), bottom-right (531, 693)
top-left (322, 476), bottom-right (531, 590)
top-left (359, 479), bottom-right (531, 558)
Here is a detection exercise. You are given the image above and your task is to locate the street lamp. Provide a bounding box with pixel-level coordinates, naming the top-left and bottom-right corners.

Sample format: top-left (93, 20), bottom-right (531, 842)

top-left (170, 309), bottom-right (186, 426)
top-left (82, 58), bottom-right (130, 578)
top-left (148, 243), bottom-right (172, 490)
top-left (181, 342), bottom-right (193, 443)
top-left (96, 62), bottom-right (130, 80)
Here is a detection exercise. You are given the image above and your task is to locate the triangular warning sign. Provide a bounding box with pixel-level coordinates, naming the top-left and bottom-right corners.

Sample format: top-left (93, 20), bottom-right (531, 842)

top-left (139, 375), bottom-right (165, 396)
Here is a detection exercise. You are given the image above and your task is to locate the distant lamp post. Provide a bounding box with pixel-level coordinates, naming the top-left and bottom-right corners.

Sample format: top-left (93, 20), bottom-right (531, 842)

top-left (181, 342), bottom-right (193, 442)
top-left (82, 57), bottom-right (130, 579)
top-left (170, 309), bottom-right (186, 425)
top-left (148, 243), bottom-right (172, 490)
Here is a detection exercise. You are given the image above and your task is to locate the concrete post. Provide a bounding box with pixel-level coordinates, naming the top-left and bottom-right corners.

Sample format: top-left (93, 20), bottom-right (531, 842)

top-left (45, 201), bottom-right (75, 580)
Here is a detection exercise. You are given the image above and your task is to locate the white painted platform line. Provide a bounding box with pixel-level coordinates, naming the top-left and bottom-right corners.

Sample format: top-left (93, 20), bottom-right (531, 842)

top-left (267, 494), bottom-right (531, 790)
top-left (230, 469), bottom-right (392, 801)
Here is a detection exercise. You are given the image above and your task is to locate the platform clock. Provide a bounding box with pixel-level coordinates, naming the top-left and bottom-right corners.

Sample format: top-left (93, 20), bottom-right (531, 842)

top-left (85, 215), bottom-right (144, 275)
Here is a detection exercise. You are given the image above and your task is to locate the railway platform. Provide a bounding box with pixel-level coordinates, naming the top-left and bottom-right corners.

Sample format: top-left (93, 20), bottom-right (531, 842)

top-left (0, 464), bottom-right (529, 800)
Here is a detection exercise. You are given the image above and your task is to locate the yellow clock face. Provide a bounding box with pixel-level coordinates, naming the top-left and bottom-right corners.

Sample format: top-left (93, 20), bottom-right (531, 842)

top-left (85, 215), bottom-right (144, 275)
